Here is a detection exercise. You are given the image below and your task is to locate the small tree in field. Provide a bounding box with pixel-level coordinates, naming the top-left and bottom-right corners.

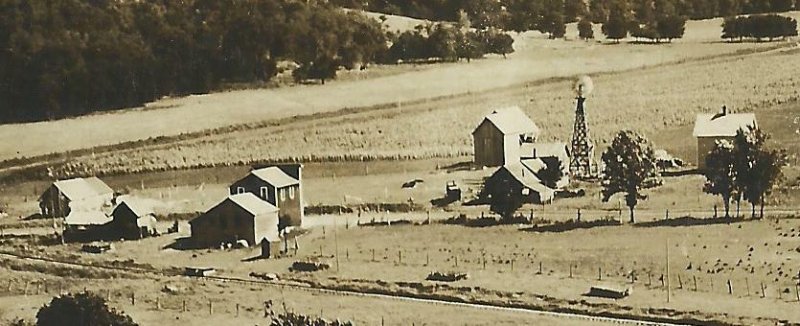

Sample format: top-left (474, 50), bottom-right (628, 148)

top-left (733, 127), bottom-right (786, 218)
top-left (703, 140), bottom-right (737, 218)
top-left (601, 130), bottom-right (660, 223)
top-left (578, 18), bottom-right (594, 39)
top-left (37, 292), bottom-right (137, 326)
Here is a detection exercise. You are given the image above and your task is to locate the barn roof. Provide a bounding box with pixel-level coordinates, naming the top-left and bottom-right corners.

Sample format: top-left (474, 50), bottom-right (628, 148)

top-left (693, 113), bottom-right (757, 137)
top-left (475, 106), bottom-right (539, 136)
top-left (250, 167), bottom-right (299, 188)
top-left (500, 164), bottom-right (554, 196)
top-left (114, 198), bottom-right (155, 218)
top-left (521, 142), bottom-right (570, 159)
top-left (50, 177), bottom-right (113, 201)
top-left (227, 193), bottom-right (279, 216)
top-left (65, 211), bottom-right (112, 226)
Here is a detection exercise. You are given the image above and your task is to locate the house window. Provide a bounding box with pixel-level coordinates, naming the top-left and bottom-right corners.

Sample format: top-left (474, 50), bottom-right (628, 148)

top-left (236, 187), bottom-right (245, 194)
top-left (260, 187), bottom-right (268, 200)
top-left (289, 187), bottom-right (295, 199)
top-left (280, 188), bottom-right (286, 201)
top-left (521, 188), bottom-right (530, 196)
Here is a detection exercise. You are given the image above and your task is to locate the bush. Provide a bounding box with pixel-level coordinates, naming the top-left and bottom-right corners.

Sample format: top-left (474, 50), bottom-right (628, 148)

top-left (36, 292), bottom-right (136, 326)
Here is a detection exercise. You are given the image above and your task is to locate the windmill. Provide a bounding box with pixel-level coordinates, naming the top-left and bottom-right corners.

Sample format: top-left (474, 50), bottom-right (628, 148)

top-left (569, 75), bottom-right (596, 179)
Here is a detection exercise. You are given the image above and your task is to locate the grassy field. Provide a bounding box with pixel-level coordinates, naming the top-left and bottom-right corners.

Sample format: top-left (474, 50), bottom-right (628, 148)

top-left (4, 12), bottom-right (797, 162)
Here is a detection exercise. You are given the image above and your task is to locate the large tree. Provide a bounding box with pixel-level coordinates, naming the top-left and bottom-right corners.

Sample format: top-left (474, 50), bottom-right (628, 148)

top-left (601, 130), bottom-right (661, 223)
top-left (703, 140), bottom-right (738, 218)
top-left (37, 292), bottom-right (137, 326)
top-left (578, 17), bottom-right (595, 39)
top-left (602, 1), bottom-right (630, 42)
top-left (733, 127), bottom-right (786, 218)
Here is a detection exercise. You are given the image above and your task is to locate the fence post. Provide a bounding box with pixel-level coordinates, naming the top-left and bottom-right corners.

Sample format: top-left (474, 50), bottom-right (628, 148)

top-left (398, 250), bottom-right (402, 264)
top-left (647, 272), bottom-right (652, 286)
top-left (598, 267), bottom-right (602, 281)
top-left (183, 300), bottom-right (187, 312)
top-left (236, 303), bottom-right (240, 317)
top-left (727, 279), bottom-right (733, 295)
top-left (569, 264), bottom-right (573, 278)
top-left (455, 255), bottom-right (458, 268)
top-left (156, 297), bottom-right (160, 310)
top-left (510, 259), bottom-right (514, 271)
top-left (482, 254), bottom-right (486, 270)
top-left (678, 275), bottom-right (683, 289)
top-left (24, 281), bottom-right (29, 296)
top-left (660, 274), bottom-right (665, 288)
top-left (760, 283), bottom-right (766, 298)
top-left (6, 279), bottom-right (12, 292)
top-left (208, 300), bottom-right (213, 315)
top-left (710, 278), bottom-right (714, 292)
top-left (426, 252), bottom-right (429, 266)
top-left (745, 278), bottom-right (750, 296)
top-left (693, 275), bottom-right (698, 291)
top-left (538, 261), bottom-right (543, 275)
top-left (131, 292), bottom-right (135, 306)
top-left (36, 282), bottom-right (41, 295)
top-left (665, 209), bottom-right (669, 220)
top-left (371, 249), bottom-right (375, 262)
top-left (795, 284), bottom-right (800, 302)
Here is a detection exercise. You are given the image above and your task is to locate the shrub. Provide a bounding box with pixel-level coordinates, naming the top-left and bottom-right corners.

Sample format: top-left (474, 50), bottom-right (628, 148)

top-left (36, 292), bottom-right (137, 326)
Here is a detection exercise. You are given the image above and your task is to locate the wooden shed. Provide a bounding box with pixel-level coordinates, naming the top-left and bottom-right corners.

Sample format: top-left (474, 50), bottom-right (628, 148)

top-left (190, 193), bottom-right (280, 249)
top-left (39, 177), bottom-right (114, 218)
top-left (484, 165), bottom-right (555, 205)
top-left (473, 107), bottom-right (540, 167)
top-left (110, 199), bottom-right (157, 240)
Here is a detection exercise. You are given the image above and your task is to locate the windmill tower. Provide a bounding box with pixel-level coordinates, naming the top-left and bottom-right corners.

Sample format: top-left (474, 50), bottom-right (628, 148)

top-left (569, 76), bottom-right (596, 179)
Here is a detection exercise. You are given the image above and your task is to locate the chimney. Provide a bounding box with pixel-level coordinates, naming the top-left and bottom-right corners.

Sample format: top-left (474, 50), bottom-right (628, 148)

top-left (533, 148), bottom-right (537, 158)
top-left (722, 105), bottom-right (727, 116)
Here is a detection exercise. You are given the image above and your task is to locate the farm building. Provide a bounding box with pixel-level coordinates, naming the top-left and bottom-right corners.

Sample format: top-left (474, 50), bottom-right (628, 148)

top-left (229, 164), bottom-right (303, 228)
top-left (63, 210), bottom-right (113, 241)
top-left (190, 193), bottom-right (281, 250)
top-left (110, 199), bottom-right (158, 240)
top-left (39, 177), bottom-right (114, 218)
top-left (473, 107), bottom-right (540, 167)
top-left (692, 107), bottom-right (757, 170)
top-left (484, 165), bottom-right (555, 204)
top-left (521, 142), bottom-right (570, 188)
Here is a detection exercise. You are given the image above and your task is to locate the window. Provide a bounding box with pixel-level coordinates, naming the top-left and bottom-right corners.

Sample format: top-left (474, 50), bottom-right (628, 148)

top-left (260, 187), bottom-right (268, 200)
top-left (289, 187), bottom-right (295, 199)
top-left (280, 188), bottom-right (286, 201)
top-left (236, 187), bottom-right (245, 194)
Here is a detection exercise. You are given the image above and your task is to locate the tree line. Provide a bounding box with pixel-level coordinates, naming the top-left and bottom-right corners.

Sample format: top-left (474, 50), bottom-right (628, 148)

top-left (332, 0), bottom-right (797, 34)
top-left (388, 24), bottom-right (515, 63)
top-left (722, 14), bottom-right (799, 41)
top-left (0, 0), bottom-right (387, 123)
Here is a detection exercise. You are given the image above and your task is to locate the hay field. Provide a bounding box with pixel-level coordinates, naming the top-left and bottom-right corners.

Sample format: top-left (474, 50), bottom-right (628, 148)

top-left (3, 16), bottom-right (790, 162)
top-left (44, 43), bottom-right (800, 177)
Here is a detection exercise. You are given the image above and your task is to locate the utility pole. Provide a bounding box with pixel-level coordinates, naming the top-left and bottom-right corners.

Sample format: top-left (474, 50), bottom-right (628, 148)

top-left (333, 214), bottom-right (340, 273)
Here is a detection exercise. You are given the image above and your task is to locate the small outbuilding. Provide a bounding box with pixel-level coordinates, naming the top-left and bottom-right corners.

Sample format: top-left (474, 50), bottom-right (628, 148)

top-left (473, 107), bottom-right (540, 167)
top-left (110, 199), bottom-right (158, 240)
top-left (190, 193), bottom-right (280, 249)
top-left (692, 106), bottom-right (757, 170)
top-left (39, 177), bottom-right (114, 218)
top-left (63, 210), bottom-right (113, 241)
top-left (484, 165), bottom-right (555, 204)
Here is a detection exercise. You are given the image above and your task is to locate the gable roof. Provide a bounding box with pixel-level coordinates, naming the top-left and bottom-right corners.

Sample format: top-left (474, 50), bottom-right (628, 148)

top-left (225, 193), bottom-right (279, 216)
top-left (51, 177), bottom-right (113, 201)
top-left (521, 142), bottom-right (570, 159)
top-left (114, 198), bottom-right (155, 218)
top-left (693, 113), bottom-right (757, 137)
top-left (250, 167), bottom-right (299, 188)
top-left (65, 211), bottom-right (112, 226)
top-left (498, 164), bottom-right (554, 196)
top-left (475, 106), bottom-right (539, 136)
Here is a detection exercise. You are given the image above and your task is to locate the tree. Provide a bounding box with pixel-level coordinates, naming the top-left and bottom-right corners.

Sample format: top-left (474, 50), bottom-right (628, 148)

top-left (538, 0), bottom-right (567, 38)
top-left (703, 140), bottom-right (737, 218)
top-left (36, 292), bottom-right (137, 326)
top-left (489, 177), bottom-right (525, 220)
top-left (656, 15), bottom-right (686, 41)
top-left (733, 127), bottom-right (786, 218)
top-left (538, 161), bottom-right (565, 189)
top-left (602, 3), bottom-right (630, 42)
top-left (293, 55), bottom-right (339, 84)
top-left (565, 0), bottom-right (589, 22)
top-left (578, 18), bottom-right (595, 39)
top-left (484, 30), bottom-right (515, 58)
top-left (601, 130), bottom-right (661, 223)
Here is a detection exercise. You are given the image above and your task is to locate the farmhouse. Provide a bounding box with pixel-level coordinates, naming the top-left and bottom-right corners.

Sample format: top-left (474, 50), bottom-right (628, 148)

top-left (110, 199), bottom-right (158, 240)
top-left (484, 164), bottom-right (555, 204)
top-left (473, 107), bottom-right (540, 167)
top-left (521, 142), bottom-right (570, 188)
top-left (230, 164), bottom-right (303, 228)
top-left (190, 193), bottom-right (281, 252)
top-left (692, 106), bottom-right (757, 170)
top-left (39, 177), bottom-right (114, 218)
